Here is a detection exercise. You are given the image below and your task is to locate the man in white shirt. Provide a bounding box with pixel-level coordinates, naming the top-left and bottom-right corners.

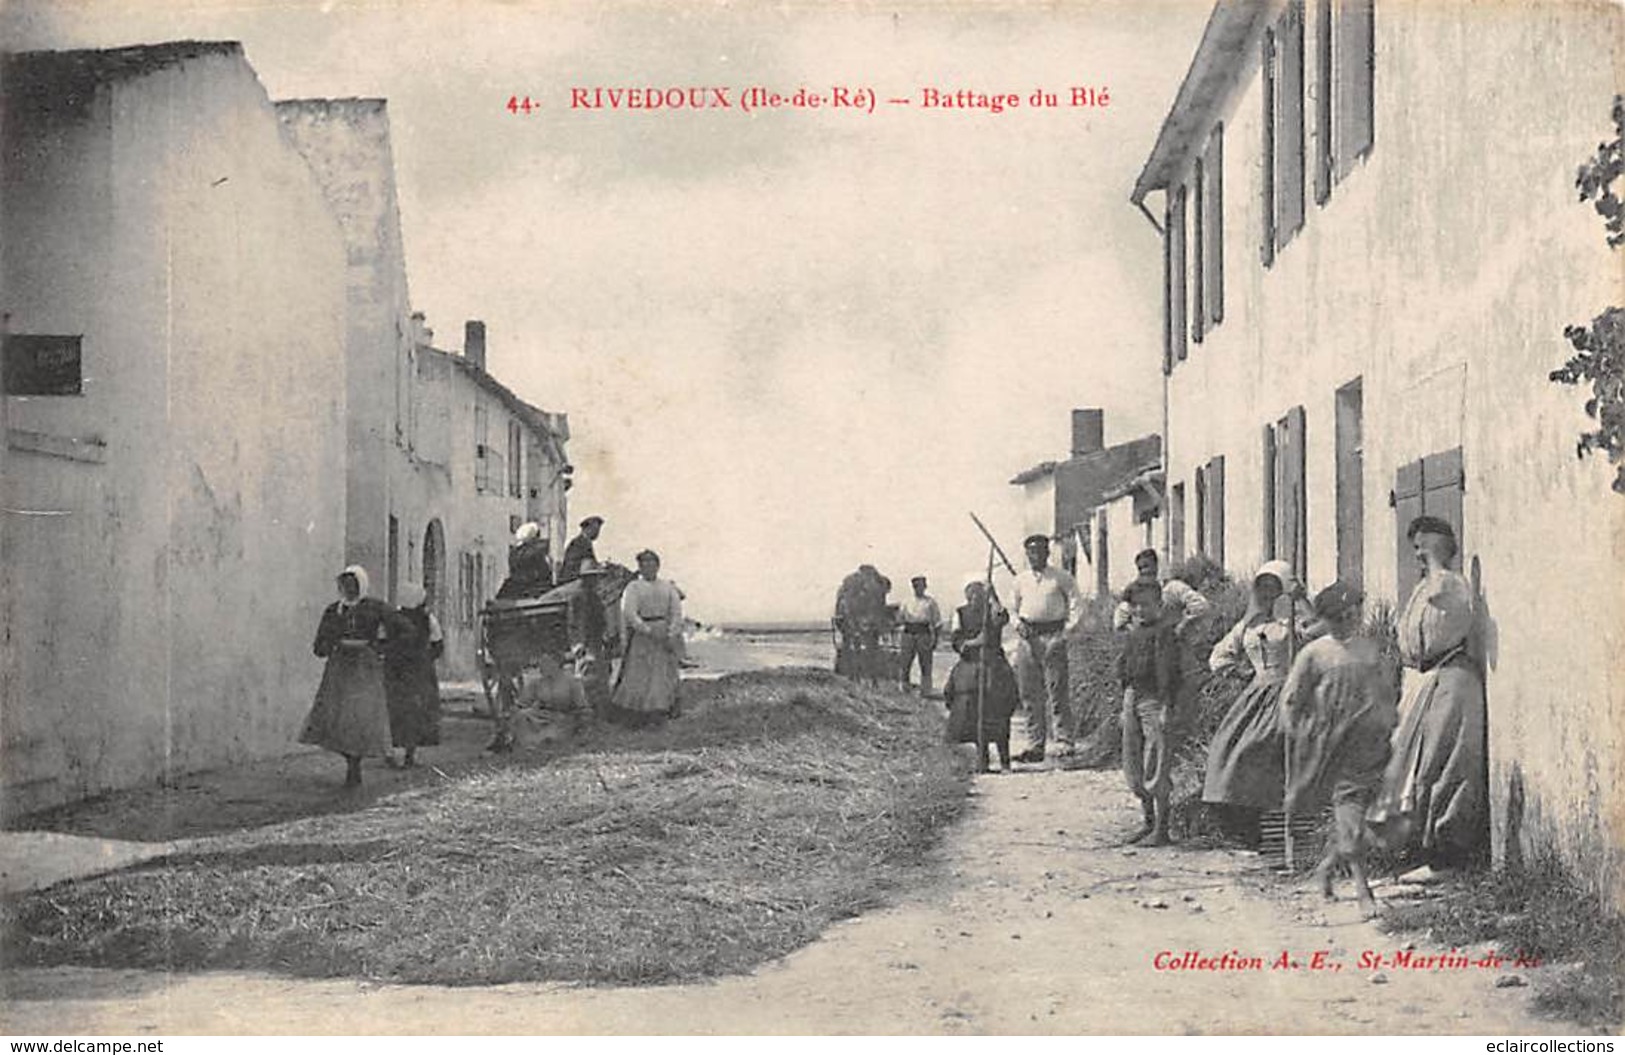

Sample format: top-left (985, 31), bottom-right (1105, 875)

top-left (1010, 534), bottom-right (1084, 763)
top-left (896, 575), bottom-right (944, 695)
top-left (1112, 548), bottom-right (1211, 635)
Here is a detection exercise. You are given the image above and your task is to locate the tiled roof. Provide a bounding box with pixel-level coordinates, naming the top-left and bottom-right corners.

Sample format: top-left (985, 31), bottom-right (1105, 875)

top-left (422, 346), bottom-right (569, 445)
top-left (1009, 461), bottom-right (1059, 486)
top-left (1130, 0), bottom-right (1270, 204)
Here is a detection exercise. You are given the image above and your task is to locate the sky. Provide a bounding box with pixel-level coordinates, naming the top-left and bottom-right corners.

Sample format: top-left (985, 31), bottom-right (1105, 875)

top-left (5, 0), bottom-right (1209, 623)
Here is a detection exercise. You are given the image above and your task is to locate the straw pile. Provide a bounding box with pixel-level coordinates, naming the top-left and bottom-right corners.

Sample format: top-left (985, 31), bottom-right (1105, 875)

top-left (2, 670), bottom-right (970, 986)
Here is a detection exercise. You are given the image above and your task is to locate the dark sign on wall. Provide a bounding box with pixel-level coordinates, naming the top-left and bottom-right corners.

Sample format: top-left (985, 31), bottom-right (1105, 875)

top-left (3, 334), bottom-right (83, 396)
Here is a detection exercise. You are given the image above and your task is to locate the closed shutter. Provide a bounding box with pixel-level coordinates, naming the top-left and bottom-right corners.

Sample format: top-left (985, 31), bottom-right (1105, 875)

top-left (1194, 465), bottom-right (1208, 557)
top-left (1393, 447), bottom-right (1463, 604)
top-left (1280, 406), bottom-right (1308, 583)
top-left (1170, 482), bottom-right (1186, 566)
top-left (1193, 158), bottom-right (1206, 345)
top-left (1209, 455), bottom-right (1227, 570)
top-left (1262, 425), bottom-right (1278, 560)
top-left (1313, 0), bottom-right (1334, 204)
top-left (1393, 459), bottom-right (1425, 604)
top-left (1170, 185), bottom-right (1188, 363)
top-left (1162, 195), bottom-right (1174, 375)
top-left (1261, 28), bottom-right (1277, 267)
top-left (1276, 0), bottom-right (1306, 248)
top-left (1206, 126), bottom-right (1225, 326)
top-left (1335, 0), bottom-right (1375, 179)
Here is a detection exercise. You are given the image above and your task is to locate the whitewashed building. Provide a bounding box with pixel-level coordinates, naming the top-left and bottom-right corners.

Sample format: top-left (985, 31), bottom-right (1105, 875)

top-left (1132, 0), bottom-right (1624, 905)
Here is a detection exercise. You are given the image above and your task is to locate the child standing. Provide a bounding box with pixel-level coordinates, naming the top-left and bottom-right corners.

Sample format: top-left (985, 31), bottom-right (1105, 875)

top-left (1117, 579), bottom-right (1184, 845)
top-left (1281, 582), bottom-right (1398, 918)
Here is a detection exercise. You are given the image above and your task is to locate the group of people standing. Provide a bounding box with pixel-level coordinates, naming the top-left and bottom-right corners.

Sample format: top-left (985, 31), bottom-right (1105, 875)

top-left (1106, 515), bottom-right (1488, 912)
top-left (298, 565), bottom-right (443, 787)
top-left (298, 514), bottom-right (691, 786)
top-left (891, 514), bottom-right (1488, 913)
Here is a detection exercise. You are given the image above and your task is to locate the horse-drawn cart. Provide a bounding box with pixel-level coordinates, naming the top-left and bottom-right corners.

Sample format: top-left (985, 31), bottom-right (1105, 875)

top-left (832, 602), bottom-right (901, 684)
top-left (477, 565), bottom-right (634, 751)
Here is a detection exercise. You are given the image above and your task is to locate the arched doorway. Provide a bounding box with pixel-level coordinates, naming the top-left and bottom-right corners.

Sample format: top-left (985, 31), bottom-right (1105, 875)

top-left (423, 519), bottom-right (447, 616)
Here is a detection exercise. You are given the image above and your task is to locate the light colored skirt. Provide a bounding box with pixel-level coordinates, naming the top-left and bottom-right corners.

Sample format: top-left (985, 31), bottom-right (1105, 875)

top-left (1370, 657), bottom-right (1486, 855)
top-left (300, 648), bottom-right (393, 757)
top-left (1203, 678), bottom-right (1287, 810)
top-left (612, 629), bottom-right (681, 715)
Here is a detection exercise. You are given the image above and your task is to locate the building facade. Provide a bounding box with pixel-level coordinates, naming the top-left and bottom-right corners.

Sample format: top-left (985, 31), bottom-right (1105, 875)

top-left (1010, 408), bottom-right (1163, 596)
top-left (1, 43), bottom-right (350, 816)
top-left (414, 322), bottom-right (570, 680)
top-left (1133, 0), bottom-right (1625, 905)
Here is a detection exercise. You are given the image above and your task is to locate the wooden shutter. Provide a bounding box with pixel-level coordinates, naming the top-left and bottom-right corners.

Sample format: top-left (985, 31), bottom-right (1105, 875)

top-left (1313, 0), bottom-right (1334, 204)
top-left (1194, 465), bottom-right (1208, 556)
top-left (1393, 459), bottom-right (1424, 604)
top-left (1335, 0), bottom-right (1375, 179)
top-left (1334, 380), bottom-right (1365, 590)
top-left (1261, 28), bottom-right (1277, 267)
top-left (1262, 425), bottom-right (1278, 560)
top-left (1162, 195), bottom-right (1175, 374)
top-left (1205, 126), bottom-right (1225, 326)
top-left (1276, 0), bottom-right (1307, 249)
top-left (1422, 447), bottom-right (1465, 552)
top-left (1209, 455), bottom-right (1227, 570)
top-left (1170, 483), bottom-right (1186, 565)
top-left (1280, 406), bottom-right (1308, 583)
top-left (1192, 158), bottom-right (1206, 345)
top-left (1170, 185), bottom-right (1188, 363)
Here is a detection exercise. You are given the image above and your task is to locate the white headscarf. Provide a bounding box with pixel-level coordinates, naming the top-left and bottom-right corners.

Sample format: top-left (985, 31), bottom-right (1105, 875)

top-left (397, 582), bottom-right (427, 609)
top-left (338, 564), bottom-right (371, 606)
top-left (514, 521), bottom-right (542, 544)
top-left (1254, 559), bottom-right (1296, 595)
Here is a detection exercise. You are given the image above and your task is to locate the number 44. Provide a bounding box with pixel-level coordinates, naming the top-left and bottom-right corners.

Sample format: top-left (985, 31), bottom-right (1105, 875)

top-left (507, 96), bottom-right (537, 114)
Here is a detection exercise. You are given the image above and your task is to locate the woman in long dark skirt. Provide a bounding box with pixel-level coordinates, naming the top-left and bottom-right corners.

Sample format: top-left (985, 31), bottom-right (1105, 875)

top-left (384, 582), bottom-right (443, 768)
top-left (1201, 560), bottom-right (1319, 845)
top-left (300, 565), bottom-right (394, 787)
top-left (944, 579), bottom-right (1019, 772)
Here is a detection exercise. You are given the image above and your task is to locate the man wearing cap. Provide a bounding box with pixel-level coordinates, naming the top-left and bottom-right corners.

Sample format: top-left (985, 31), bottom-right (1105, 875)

top-left (1010, 533), bottom-right (1085, 763)
top-left (896, 575), bottom-right (944, 695)
top-left (1112, 548), bottom-right (1210, 635)
top-left (560, 516), bottom-right (604, 585)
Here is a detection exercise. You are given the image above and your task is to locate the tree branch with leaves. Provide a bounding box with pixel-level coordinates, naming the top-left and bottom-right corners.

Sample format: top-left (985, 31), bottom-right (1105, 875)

top-left (1551, 94), bottom-right (1625, 494)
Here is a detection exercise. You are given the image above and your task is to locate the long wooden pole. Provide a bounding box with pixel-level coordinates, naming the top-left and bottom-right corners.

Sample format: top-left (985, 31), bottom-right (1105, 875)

top-left (976, 541), bottom-right (995, 768)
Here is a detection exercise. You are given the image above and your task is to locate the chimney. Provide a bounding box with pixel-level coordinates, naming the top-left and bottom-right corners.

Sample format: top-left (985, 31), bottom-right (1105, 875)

top-left (465, 320), bottom-right (487, 371)
top-left (1071, 408), bottom-right (1105, 457)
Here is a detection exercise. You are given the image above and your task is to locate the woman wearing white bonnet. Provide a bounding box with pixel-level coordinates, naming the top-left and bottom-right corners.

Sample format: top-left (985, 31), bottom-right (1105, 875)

top-left (382, 582), bottom-right (443, 768)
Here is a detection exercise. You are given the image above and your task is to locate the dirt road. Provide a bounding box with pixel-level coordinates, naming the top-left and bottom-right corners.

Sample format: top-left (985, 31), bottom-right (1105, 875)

top-left (1, 759), bottom-right (1578, 1034)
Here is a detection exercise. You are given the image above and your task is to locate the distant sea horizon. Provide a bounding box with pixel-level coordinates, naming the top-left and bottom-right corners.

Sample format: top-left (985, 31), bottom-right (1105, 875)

top-left (709, 619), bottom-right (830, 635)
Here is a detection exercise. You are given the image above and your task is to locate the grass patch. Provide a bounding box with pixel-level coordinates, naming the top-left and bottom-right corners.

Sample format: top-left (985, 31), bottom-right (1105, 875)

top-left (1377, 853), bottom-right (1625, 1030)
top-left (1, 669), bottom-right (971, 986)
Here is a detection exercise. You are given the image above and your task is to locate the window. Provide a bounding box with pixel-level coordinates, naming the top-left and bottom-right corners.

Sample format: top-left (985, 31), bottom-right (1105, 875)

top-left (1393, 447), bottom-right (1462, 604)
top-left (474, 404), bottom-right (490, 493)
top-left (1171, 485), bottom-right (1187, 565)
top-left (1204, 126), bottom-right (1225, 328)
top-left (459, 552), bottom-right (476, 627)
top-left (1335, 379), bottom-right (1365, 589)
top-left (3, 335), bottom-right (83, 396)
top-left (1096, 517), bottom-right (1110, 598)
top-left (509, 514), bottom-right (522, 535)
top-left (508, 420), bottom-right (523, 498)
top-left (387, 515), bottom-right (400, 604)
